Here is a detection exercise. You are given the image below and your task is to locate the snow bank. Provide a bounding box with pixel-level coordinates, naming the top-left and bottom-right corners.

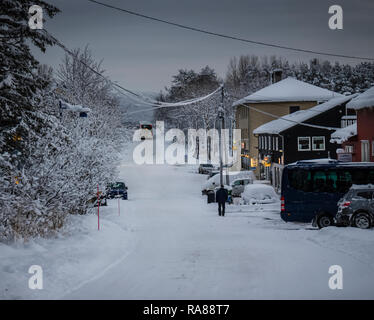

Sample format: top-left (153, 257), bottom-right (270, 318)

top-left (242, 184), bottom-right (279, 205)
top-left (0, 203), bottom-right (135, 300)
top-left (347, 86), bottom-right (374, 110)
top-left (233, 77), bottom-right (342, 106)
top-left (253, 94), bottom-right (356, 134)
top-left (330, 123), bottom-right (357, 144)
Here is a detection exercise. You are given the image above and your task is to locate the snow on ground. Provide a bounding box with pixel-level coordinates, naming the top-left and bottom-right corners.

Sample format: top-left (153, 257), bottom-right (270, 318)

top-left (1, 144), bottom-right (374, 299)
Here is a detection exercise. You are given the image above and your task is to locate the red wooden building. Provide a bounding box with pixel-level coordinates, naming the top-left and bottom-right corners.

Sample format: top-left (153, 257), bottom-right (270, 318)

top-left (331, 87), bottom-right (374, 162)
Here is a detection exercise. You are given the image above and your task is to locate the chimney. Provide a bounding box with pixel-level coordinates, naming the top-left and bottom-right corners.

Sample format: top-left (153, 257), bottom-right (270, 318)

top-left (272, 69), bottom-right (283, 84)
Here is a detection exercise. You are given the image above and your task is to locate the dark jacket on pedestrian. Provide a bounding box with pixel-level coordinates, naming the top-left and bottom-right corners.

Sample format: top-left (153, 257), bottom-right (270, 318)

top-left (216, 187), bottom-right (228, 203)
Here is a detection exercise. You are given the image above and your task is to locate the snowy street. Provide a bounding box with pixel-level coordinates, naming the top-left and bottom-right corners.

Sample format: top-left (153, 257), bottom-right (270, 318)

top-left (64, 161), bottom-right (374, 299)
top-left (3, 149), bottom-right (373, 300)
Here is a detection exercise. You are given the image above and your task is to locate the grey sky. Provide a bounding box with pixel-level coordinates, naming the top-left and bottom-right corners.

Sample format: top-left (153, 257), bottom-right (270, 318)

top-left (34, 0), bottom-right (374, 92)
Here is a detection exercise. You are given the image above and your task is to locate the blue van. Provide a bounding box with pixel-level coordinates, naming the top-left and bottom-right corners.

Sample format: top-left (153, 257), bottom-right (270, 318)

top-left (280, 160), bottom-right (374, 228)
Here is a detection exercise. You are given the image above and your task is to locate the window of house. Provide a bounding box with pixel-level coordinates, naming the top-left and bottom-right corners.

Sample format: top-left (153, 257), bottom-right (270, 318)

top-left (264, 136), bottom-right (267, 149)
top-left (361, 140), bottom-right (370, 162)
top-left (289, 106), bottom-right (300, 114)
top-left (345, 145), bottom-right (354, 153)
top-left (298, 137), bottom-right (310, 151)
top-left (268, 136), bottom-right (272, 150)
top-left (372, 141), bottom-right (374, 156)
top-left (312, 136), bottom-right (325, 151)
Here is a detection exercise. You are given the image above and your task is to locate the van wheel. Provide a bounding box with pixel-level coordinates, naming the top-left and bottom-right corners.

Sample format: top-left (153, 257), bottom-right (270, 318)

top-left (317, 214), bottom-right (333, 229)
top-left (352, 212), bottom-right (371, 229)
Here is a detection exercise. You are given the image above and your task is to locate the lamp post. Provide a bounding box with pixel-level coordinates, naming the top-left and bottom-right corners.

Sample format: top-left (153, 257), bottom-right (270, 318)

top-left (218, 86), bottom-right (225, 187)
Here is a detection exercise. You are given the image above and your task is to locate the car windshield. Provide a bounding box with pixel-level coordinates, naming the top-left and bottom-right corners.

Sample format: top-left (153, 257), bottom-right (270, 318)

top-left (202, 164), bottom-right (213, 167)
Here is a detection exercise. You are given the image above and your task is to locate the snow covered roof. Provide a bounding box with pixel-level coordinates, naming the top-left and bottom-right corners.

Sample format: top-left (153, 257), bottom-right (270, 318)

top-left (253, 94), bottom-right (356, 135)
top-left (330, 123), bottom-right (357, 144)
top-left (233, 77), bottom-right (342, 106)
top-left (347, 86), bottom-right (374, 110)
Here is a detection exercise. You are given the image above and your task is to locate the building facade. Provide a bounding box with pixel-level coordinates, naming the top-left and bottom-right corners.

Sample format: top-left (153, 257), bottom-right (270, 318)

top-left (253, 95), bottom-right (356, 187)
top-left (233, 77), bottom-right (342, 171)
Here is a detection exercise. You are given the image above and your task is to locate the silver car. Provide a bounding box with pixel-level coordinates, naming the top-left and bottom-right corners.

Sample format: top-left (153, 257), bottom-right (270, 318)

top-left (335, 185), bottom-right (374, 229)
top-left (230, 178), bottom-right (253, 197)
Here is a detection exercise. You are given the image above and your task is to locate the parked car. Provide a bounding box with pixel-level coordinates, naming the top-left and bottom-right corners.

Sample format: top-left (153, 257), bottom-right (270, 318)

top-left (242, 184), bottom-right (279, 205)
top-left (208, 170), bottom-right (220, 179)
top-left (201, 170), bottom-right (255, 195)
top-left (230, 178), bottom-right (253, 197)
top-left (198, 164), bottom-right (214, 174)
top-left (335, 185), bottom-right (374, 229)
top-left (106, 182), bottom-right (128, 200)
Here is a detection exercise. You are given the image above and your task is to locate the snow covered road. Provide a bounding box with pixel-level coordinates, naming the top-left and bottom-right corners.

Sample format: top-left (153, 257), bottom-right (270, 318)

top-left (2, 154), bottom-right (374, 299)
top-left (63, 161), bottom-right (374, 300)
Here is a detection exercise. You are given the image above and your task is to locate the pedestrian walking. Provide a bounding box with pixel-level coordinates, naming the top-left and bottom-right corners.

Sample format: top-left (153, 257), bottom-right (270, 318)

top-left (216, 185), bottom-right (228, 216)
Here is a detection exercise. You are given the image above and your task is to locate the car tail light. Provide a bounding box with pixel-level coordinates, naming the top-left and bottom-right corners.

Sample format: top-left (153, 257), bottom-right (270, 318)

top-left (281, 196), bottom-right (285, 212)
top-left (342, 201), bottom-right (351, 208)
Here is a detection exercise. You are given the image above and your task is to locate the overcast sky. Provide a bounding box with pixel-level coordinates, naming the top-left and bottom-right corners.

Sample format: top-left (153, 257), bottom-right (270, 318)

top-left (34, 0), bottom-right (374, 93)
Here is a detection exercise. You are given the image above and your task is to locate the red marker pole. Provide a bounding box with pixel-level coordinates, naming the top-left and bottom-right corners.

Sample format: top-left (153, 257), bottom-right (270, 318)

top-left (97, 184), bottom-right (100, 230)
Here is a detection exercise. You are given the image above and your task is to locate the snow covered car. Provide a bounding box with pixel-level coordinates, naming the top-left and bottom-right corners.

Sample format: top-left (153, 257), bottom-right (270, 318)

top-left (201, 171), bottom-right (255, 195)
top-left (230, 178), bottom-right (253, 197)
top-left (335, 185), bottom-right (374, 229)
top-left (106, 182), bottom-right (128, 200)
top-left (242, 184), bottom-right (279, 205)
top-left (198, 164), bottom-right (214, 174)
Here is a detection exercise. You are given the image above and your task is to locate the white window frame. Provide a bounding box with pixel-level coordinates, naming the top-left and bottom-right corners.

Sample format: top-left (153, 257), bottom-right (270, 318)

top-left (361, 140), bottom-right (370, 162)
top-left (298, 137), bottom-right (311, 151)
top-left (345, 145), bottom-right (354, 153)
top-left (268, 136), bottom-right (271, 150)
top-left (275, 136), bottom-right (279, 151)
top-left (312, 136), bottom-right (325, 151)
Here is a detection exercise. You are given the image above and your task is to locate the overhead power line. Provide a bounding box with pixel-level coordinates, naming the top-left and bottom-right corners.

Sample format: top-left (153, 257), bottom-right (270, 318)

top-left (86, 0), bottom-right (374, 62)
top-left (41, 29), bottom-right (222, 109)
top-left (239, 103), bottom-right (339, 131)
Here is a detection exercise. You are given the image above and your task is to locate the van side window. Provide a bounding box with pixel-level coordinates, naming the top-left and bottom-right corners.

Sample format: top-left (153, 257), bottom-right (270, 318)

top-left (312, 171), bottom-right (337, 193)
top-left (288, 169), bottom-right (312, 192)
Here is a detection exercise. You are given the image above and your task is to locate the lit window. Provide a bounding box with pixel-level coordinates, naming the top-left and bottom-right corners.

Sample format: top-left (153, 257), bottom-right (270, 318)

top-left (312, 136), bottom-right (325, 151)
top-left (298, 137), bottom-right (311, 151)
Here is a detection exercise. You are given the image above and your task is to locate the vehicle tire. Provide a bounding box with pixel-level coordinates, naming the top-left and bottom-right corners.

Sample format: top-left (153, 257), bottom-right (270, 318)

top-left (317, 214), bottom-right (333, 229)
top-left (352, 212), bottom-right (371, 229)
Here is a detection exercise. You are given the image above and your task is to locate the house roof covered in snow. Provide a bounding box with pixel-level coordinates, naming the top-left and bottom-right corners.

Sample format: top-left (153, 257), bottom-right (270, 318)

top-left (233, 77), bottom-right (342, 106)
top-left (253, 94), bottom-right (357, 135)
top-left (347, 86), bottom-right (374, 110)
top-left (330, 123), bottom-right (357, 144)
